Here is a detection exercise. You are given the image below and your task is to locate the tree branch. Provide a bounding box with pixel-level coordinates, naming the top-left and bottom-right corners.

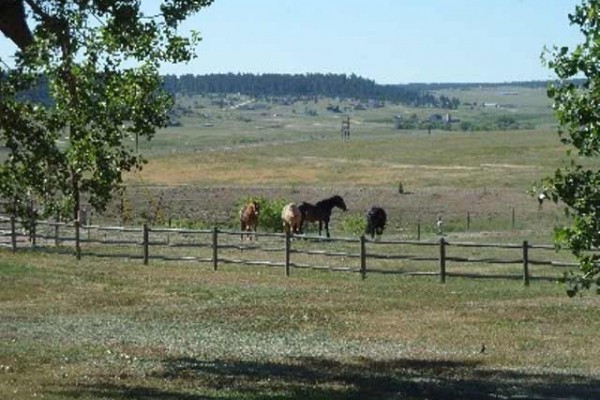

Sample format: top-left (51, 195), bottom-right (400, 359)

top-left (0, 0), bottom-right (33, 49)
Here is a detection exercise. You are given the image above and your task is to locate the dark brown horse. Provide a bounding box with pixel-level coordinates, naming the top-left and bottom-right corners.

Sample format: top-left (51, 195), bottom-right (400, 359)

top-left (298, 195), bottom-right (347, 238)
top-left (365, 206), bottom-right (387, 240)
top-left (239, 200), bottom-right (260, 240)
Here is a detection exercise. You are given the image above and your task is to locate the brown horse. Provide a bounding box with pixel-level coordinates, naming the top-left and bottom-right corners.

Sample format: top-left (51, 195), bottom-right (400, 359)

top-left (281, 203), bottom-right (302, 235)
top-left (298, 195), bottom-right (347, 238)
top-left (239, 200), bottom-right (260, 240)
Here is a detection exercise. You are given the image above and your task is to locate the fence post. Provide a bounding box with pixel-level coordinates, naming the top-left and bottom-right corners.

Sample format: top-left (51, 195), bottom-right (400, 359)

top-left (212, 227), bottom-right (218, 271)
top-left (87, 211), bottom-right (92, 241)
top-left (417, 220), bottom-right (421, 241)
top-left (439, 237), bottom-right (446, 283)
top-left (10, 216), bottom-right (16, 253)
top-left (31, 219), bottom-right (36, 247)
top-left (360, 235), bottom-right (366, 280)
top-left (142, 223), bottom-right (149, 265)
top-left (167, 216), bottom-right (172, 245)
top-left (512, 207), bottom-right (516, 229)
top-left (466, 212), bottom-right (471, 231)
top-left (75, 219), bottom-right (81, 260)
top-left (522, 240), bottom-right (529, 286)
top-left (54, 213), bottom-right (60, 247)
top-left (285, 230), bottom-right (291, 276)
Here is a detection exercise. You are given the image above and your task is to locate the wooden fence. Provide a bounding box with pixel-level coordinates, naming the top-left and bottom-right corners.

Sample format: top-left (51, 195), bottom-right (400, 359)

top-left (0, 215), bottom-right (579, 285)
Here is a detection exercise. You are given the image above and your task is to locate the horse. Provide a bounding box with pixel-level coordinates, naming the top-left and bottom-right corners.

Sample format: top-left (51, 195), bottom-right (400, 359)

top-left (365, 206), bottom-right (387, 240)
top-left (281, 202), bottom-right (302, 235)
top-left (239, 200), bottom-right (260, 240)
top-left (298, 195), bottom-right (347, 238)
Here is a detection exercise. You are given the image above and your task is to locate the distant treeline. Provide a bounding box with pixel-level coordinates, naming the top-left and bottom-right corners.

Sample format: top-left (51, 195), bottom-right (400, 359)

top-left (11, 72), bottom-right (585, 109)
top-left (162, 73), bottom-right (460, 109)
top-left (404, 79), bottom-right (586, 91)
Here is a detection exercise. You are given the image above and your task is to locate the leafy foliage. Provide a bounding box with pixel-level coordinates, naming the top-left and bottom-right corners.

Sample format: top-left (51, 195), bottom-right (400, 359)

top-left (540, 0), bottom-right (600, 295)
top-left (0, 0), bottom-right (214, 223)
top-left (340, 213), bottom-right (367, 236)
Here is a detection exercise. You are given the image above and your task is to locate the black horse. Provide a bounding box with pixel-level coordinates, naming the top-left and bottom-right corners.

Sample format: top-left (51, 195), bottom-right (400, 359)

top-left (365, 206), bottom-right (387, 240)
top-left (298, 195), bottom-right (347, 238)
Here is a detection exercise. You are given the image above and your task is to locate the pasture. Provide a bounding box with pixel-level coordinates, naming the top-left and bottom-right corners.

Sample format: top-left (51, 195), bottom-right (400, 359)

top-left (1, 251), bottom-right (600, 399)
top-left (120, 85), bottom-right (571, 241)
top-left (2, 85), bottom-right (600, 398)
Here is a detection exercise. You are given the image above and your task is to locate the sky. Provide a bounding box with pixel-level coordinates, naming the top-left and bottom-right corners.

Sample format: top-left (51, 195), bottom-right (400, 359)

top-left (168, 0), bottom-right (582, 84)
top-left (0, 0), bottom-right (584, 84)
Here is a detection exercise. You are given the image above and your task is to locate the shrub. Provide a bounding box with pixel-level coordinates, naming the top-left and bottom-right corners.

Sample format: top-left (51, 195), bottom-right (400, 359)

top-left (340, 213), bottom-right (366, 236)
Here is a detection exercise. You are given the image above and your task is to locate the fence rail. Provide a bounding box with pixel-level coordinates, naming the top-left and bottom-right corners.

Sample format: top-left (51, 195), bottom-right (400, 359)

top-left (0, 215), bottom-right (583, 285)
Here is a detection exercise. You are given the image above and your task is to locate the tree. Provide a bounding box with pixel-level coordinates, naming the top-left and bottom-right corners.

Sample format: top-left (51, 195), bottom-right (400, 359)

top-left (0, 0), bottom-right (214, 223)
top-left (541, 0), bottom-right (600, 296)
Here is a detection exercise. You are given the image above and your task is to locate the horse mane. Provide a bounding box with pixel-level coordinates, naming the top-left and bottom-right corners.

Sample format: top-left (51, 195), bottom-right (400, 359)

top-left (240, 201), bottom-right (259, 220)
top-left (316, 195), bottom-right (346, 210)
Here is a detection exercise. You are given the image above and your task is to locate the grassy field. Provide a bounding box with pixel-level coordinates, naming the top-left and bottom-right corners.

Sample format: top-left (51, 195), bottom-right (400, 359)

top-left (135, 129), bottom-right (562, 188)
top-left (3, 86), bottom-right (600, 399)
top-left (1, 250), bottom-right (599, 400)
top-left (122, 87), bottom-right (574, 240)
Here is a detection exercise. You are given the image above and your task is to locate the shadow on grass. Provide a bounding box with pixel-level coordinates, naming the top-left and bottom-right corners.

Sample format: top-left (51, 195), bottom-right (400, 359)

top-left (57, 356), bottom-right (600, 400)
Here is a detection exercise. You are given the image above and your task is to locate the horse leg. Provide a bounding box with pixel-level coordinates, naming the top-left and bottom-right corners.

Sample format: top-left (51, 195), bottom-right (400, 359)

top-left (321, 216), bottom-right (331, 238)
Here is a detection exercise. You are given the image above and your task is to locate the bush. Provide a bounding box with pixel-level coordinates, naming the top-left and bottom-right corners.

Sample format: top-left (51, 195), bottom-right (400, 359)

top-left (340, 213), bottom-right (366, 236)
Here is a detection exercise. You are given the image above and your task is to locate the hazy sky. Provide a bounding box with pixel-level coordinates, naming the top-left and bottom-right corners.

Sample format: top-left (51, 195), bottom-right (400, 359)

top-left (0, 1), bottom-right (584, 84)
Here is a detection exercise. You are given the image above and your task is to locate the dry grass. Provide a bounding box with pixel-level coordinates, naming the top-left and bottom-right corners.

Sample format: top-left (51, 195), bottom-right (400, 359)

top-left (131, 130), bottom-right (563, 189)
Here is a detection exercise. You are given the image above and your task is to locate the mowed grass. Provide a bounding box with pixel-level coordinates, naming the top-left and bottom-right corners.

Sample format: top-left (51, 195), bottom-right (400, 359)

top-left (1, 250), bottom-right (600, 399)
